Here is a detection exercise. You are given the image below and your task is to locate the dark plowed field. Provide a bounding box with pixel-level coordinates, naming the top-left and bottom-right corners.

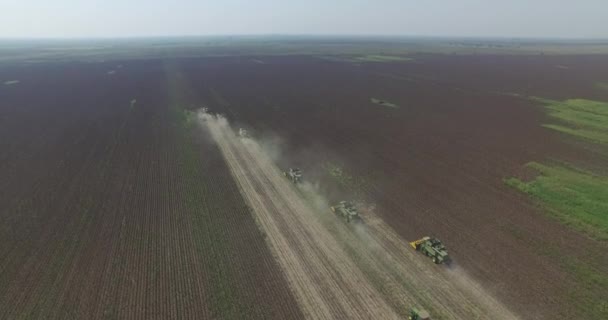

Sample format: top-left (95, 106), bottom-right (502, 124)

top-left (0, 61), bottom-right (302, 319)
top-left (181, 54), bottom-right (608, 319)
top-left (1, 53), bottom-right (607, 319)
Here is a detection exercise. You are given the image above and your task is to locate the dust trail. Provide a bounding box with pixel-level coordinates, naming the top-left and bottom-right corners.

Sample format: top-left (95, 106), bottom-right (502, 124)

top-left (361, 211), bottom-right (519, 320)
top-left (199, 112), bottom-right (400, 319)
top-left (299, 181), bottom-right (519, 320)
top-left (198, 111), bottom-right (519, 320)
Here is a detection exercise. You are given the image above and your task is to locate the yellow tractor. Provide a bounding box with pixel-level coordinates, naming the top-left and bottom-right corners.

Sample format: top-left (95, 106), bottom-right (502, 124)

top-left (409, 236), bottom-right (451, 265)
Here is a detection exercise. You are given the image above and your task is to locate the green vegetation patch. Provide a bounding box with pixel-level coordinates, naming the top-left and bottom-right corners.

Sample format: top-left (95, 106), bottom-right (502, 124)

top-left (505, 162), bottom-right (608, 240)
top-left (504, 223), bottom-right (608, 318)
top-left (508, 87), bottom-right (608, 319)
top-left (353, 55), bottom-right (412, 62)
top-left (323, 54), bottom-right (412, 64)
top-left (371, 98), bottom-right (399, 108)
top-left (561, 256), bottom-right (608, 317)
top-left (596, 82), bottom-right (608, 91)
top-left (3, 80), bottom-right (19, 85)
top-left (532, 97), bottom-right (608, 144)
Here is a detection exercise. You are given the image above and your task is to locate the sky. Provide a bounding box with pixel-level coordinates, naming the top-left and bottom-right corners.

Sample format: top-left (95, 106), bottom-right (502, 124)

top-left (1, 0), bottom-right (606, 39)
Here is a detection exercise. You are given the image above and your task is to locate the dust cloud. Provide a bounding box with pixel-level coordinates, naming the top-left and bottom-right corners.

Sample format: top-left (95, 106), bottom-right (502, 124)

top-left (196, 109), bottom-right (520, 320)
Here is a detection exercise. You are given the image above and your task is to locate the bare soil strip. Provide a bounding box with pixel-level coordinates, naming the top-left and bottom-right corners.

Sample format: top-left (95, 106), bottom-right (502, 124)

top-left (200, 112), bottom-right (519, 320)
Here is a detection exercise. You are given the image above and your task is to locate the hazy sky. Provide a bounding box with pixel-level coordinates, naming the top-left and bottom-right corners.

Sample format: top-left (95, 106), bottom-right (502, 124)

top-left (1, 0), bottom-right (606, 39)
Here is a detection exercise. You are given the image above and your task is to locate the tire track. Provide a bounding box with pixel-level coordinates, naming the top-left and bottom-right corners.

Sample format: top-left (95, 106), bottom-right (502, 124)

top-left (200, 112), bottom-right (519, 320)
top-left (202, 113), bottom-right (400, 320)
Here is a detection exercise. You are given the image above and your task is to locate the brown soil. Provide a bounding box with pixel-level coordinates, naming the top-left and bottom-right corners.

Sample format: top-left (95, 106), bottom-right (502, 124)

top-left (202, 111), bottom-right (518, 319)
top-left (0, 60), bottom-right (302, 319)
top-left (2, 53), bottom-right (607, 319)
top-left (202, 113), bottom-right (399, 319)
top-left (184, 54), bottom-right (608, 319)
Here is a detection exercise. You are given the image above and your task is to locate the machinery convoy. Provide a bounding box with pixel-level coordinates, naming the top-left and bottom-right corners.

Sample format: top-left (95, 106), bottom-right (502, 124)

top-left (409, 237), bottom-right (451, 265)
top-left (330, 201), bottom-right (361, 223)
top-left (284, 168), bottom-right (302, 184)
top-left (238, 127), bottom-right (449, 299)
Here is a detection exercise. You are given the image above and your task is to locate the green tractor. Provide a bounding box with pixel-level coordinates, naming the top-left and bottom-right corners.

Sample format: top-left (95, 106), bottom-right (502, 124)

top-left (283, 168), bottom-right (302, 184)
top-left (330, 201), bottom-right (361, 223)
top-left (238, 128), bottom-right (249, 138)
top-left (409, 236), bottom-right (451, 265)
top-left (409, 307), bottom-right (431, 320)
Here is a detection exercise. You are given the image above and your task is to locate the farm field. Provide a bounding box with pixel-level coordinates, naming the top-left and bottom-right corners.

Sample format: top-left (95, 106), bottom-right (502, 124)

top-left (201, 111), bottom-right (516, 319)
top-left (182, 53), bottom-right (608, 319)
top-left (1, 43), bottom-right (608, 319)
top-left (0, 60), bottom-right (302, 319)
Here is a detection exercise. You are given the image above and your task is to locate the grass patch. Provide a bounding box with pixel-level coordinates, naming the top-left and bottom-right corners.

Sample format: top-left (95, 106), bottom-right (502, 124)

top-left (3, 80), bottom-right (19, 85)
top-left (353, 55), bottom-right (412, 62)
top-left (371, 98), bottom-right (399, 109)
top-left (531, 97), bottom-right (608, 144)
top-left (596, 82), bottom-right (608, 91)
top-left (510, 96), bottom-right (608, 318)
top-left (322, 54), bottom-right (412, 64)
top-left (561, 257), bottom-right (608, 318)
top-left (505, 162), bottom-right (608, 240)
top-left (504, 225), bottom-right (608, 319)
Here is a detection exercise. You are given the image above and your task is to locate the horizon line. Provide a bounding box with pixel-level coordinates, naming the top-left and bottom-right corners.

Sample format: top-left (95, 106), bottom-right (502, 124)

top-left (1, 34), bottom-right (608, 42)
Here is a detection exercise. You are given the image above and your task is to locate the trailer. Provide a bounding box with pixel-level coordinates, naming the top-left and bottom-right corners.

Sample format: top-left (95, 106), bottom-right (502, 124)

top-left (409, 237), bottom-right (451, 265)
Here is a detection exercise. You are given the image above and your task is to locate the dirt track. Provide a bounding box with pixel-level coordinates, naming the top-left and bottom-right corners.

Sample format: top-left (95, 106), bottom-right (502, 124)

top-left (201, 112), bottom-right (519, 320)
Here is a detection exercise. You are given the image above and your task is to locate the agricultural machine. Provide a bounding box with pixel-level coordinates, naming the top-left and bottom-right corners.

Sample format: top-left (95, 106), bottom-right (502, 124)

top-left (408, 307), bottom-right (431, 320)
top-left (409, 236), bottom-right (451, 265)
top-left (284, 168), bottom-right (302, 184)
top-left (330, 201), bottom-right (361, 223)
top-left (238, 128), bottom-right (249, 138)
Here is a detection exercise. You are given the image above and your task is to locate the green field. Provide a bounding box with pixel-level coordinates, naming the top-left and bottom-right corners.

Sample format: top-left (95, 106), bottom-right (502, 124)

top-left (596, 82), bottom-right (608, 91)
top-left (504, 93), bottom-right (608, 317)
top-left (532, 97), bottom-right (608, 144)
top-left (352, 55), bottom-right (412, 62)
top-left (3, 37), bottom-right (608, 66)
top-left (506, 162), bottom-right (608, 240)
top-left (505, 161), bottom-right (608, 317)
top-left (507, 97), bottom-right (608, 239)
top-left (321, 54), bottom-right (412, 64)
top-left (371, 98), bottom-right (399, 108)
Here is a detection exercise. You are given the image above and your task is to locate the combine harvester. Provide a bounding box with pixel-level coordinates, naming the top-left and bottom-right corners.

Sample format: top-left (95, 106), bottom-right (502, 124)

top-left (408, 307), bottom-right (431, 320)
top-left (330, 201), bottom-right (361, 223)
top-left (283, 168), bottom-right (302, 184)
top-left (409, 236), bottom-right (451, 265)
top-left (238, 128), bottom-right (249, 138)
